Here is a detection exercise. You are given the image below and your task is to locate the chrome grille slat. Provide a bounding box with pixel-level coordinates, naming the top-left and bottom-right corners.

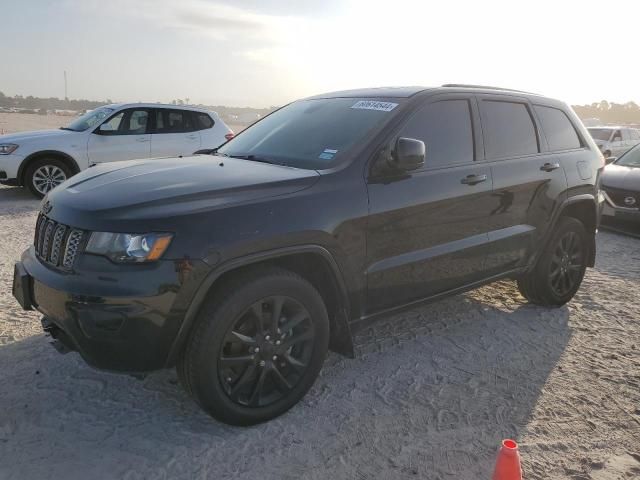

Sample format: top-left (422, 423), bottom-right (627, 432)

top-left (33, 215), bottom-right (85, 271)
top-left (62, 230), bottom-right (84, 270)
top-left (41, 220), bottom-right (55, 260)
top-left (49, 224), bottom-right (67, 266)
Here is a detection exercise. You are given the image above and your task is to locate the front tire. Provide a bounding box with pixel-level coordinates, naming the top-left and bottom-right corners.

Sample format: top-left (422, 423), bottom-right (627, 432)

top-left (25, 158), bottom-right (72, 198)
top-left (517, 217), bottom-right (589, 306)
top-left (178, 268), bottom-right (329, 425)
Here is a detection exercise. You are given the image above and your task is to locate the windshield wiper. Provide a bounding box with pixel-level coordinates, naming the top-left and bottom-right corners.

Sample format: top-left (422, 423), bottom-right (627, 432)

top-left (59, 127), bottom-right (76, 131)
top-left (227, 154), bottom-right (283, 166)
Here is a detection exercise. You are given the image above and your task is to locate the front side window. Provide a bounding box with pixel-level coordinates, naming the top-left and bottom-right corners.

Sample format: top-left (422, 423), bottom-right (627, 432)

top-left (99, 109), bottom-right (149, 135)
top-left (399, 99), bottom-right (474, 168)
top-left (217, 97), bottom-right (403, 169)
top-left (65, 107), bottom-right (115, 132)
top-left (481, 101), bottom-right (539, 159)
top-left (612, 130), bottom-right (622, 142)
top-left (534, 105), bottom-right (581, 151)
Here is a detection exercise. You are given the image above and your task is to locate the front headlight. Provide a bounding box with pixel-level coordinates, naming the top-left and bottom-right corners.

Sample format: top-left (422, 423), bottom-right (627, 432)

top-left (0, 144), bottom-right (18, 155)
top-left (85, 232), bottom-right (173, 263)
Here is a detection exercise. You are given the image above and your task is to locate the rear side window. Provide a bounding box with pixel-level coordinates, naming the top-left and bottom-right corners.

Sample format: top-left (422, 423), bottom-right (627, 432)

top-left (154, 109), bottom-right (195, 133)
top-left (534, 105), bottom-right (581, 151)
top-left (481, 101), bottom-right (538, 159)
top-left (399, 99), bottom-right (474, 167)
top-left (195, 113), bottom-right (214, 130)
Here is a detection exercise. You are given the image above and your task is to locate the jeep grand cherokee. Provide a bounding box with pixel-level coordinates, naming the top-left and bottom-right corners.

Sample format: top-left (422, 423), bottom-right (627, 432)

top-left (13, 85), bottom-right (604, 425)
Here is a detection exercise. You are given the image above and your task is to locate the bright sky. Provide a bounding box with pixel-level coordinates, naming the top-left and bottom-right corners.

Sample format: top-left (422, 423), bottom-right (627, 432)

top-left (2, 0), bottom-right (638, 107)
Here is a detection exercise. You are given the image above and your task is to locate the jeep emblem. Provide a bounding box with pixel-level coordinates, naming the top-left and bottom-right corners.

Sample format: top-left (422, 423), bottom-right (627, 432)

top-left (41, 201), bottom-right (53, 215)
top-left (624, 196), bottom-right (636, 207)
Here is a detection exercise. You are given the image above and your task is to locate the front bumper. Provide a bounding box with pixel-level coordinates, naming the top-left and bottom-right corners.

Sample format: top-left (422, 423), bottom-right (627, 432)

top-left (0, 152), bottom-right (24, 182)
top-left (601, 191), bottom-right (640, 225)
top-left (14, 247), bottom-right (209, 372)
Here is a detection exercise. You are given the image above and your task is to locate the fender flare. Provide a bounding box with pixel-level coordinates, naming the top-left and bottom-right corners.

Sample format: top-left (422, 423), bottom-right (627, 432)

top-left (18, 150), bottom-right (81, 186)
top-left (165, 244), bottom-right (354, 367)
top-left (527, 193), bottom-right (599, 271)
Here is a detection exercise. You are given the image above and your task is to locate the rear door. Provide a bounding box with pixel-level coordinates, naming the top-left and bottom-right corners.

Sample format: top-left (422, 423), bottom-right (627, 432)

top-left (87, 108), bottom-right (152, 164)
top-left (365, 95), bottom-right (496, 313)
top-left (478, 96), bottom-right (568, 274)
top-left (150, 109), bottom-right (201, 157)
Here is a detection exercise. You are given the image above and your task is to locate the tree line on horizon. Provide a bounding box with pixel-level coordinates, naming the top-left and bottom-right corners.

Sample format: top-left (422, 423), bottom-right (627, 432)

top-left (0, 91), bottom-right (275, 117)
top-left (2, 91), bottom-right (640, 125)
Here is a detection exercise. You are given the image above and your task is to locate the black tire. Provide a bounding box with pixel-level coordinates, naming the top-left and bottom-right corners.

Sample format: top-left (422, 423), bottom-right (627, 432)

top-left (178, 267), bottom-right (329, 425)
top-left (517, 217), bottom-right (589, 306)
top-left (24, 157), bottom-right (72, 198)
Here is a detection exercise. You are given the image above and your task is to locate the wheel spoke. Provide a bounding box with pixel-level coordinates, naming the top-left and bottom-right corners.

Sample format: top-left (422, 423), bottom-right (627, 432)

top-left (279, 330), bottom-right (314, 351)
top-left (220, 354), bottom-right (255, 367)
top-left (230, 364), bottom-right (256, 399)
top-left (270, 296), bottom-right (284, 336)
top-left (249, 302), bottom-right (264, 335)
top-left (270, 365), bottom-right (293, 391)
top-left (248, 367), bottom-right (268, 406)
top-left (280, 310), bottom-right (308, 334)
top-left (283, 353), bottom-right (307, 371)
top-left (229, 330), bottom-right (256, 346)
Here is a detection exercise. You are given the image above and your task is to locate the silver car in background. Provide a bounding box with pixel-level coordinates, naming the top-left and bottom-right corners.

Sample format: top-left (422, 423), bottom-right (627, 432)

top-left (587, 126), bottom-right (640, 160)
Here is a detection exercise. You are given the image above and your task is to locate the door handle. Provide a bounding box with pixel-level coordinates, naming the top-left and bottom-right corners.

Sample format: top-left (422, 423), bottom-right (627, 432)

top-left (540, 162), bottom-right (560, 172)
top-left (186, 135), bottom-right (198, 140)
top-left (460, 174), bottom-right (488, 185)
top-left (136, 137), bottom-right (149, 143)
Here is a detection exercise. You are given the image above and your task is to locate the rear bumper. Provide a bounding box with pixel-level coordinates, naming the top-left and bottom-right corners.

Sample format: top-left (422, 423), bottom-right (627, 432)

top-left (14, 247), bottom-right (210, 372)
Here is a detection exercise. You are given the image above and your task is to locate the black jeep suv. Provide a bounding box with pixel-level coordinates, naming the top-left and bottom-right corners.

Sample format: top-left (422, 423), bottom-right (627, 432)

top-left (13, 85), bottom-right (604, 425)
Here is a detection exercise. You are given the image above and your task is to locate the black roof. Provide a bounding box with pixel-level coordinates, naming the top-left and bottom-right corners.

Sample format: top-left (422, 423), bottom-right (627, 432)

top-left (307, 86), bottom-right (429, 99)
top-left (307, 84), bottom-right (548, 101)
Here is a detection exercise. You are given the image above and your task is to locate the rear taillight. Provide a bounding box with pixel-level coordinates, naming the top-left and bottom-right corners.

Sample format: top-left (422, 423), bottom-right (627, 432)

top-left (225, 133), bottom-right (235, 141)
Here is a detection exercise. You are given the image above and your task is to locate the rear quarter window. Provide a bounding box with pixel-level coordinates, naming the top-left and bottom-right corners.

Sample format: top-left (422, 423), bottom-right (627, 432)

top-left (533, 105), bottom-right (581, 151)
top-left (196, 113), bottom-right (214, 130)
top-left (481, 101), bottom-right (539, 159)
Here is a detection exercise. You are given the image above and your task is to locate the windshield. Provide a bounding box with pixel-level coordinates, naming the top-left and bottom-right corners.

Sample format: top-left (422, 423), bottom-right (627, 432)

top-left (587, 128), bottom-right (613, 141)
top-left (615, 144), bottom-right (640, 167)
top-left (65, 107), bottom-right (115, 132)
top-left (217, 98), bottom-right (403, 169)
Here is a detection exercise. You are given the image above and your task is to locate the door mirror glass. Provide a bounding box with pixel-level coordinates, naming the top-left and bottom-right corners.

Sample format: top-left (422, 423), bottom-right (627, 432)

top-left (392, 137), bottom-right (425, 171)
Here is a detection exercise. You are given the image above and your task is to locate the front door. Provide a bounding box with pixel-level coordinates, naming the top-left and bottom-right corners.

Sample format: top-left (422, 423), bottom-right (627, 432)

top-left (87, 108), bottom-right (151, 164)
top-left (365, 96), bottom-right (495, 313)
top-left (150, 109), bottom-right (201, 157)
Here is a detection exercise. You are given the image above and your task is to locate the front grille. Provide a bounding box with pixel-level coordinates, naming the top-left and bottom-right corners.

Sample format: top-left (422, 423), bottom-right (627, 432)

top-left (603, 187), bottom-right (639, 209)
top-left (33, 214), bottom-right (86, 270)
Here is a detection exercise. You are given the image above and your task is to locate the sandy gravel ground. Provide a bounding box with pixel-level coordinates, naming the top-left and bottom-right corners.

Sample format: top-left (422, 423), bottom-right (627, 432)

top-left (0, 184), bottom-right (639, 480)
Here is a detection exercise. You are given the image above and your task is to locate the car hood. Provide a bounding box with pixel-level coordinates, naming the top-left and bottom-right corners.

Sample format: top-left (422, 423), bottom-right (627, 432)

top-left (601, 163), bottom-right (640, 191)
top-left (0, 129), bottom-right (77, 143)
top-left (45, 155), bottom-right (320, 230)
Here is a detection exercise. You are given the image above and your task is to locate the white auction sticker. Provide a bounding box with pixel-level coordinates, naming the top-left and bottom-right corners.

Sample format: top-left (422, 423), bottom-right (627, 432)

top-left (351, 100), bottom-right (398, 112)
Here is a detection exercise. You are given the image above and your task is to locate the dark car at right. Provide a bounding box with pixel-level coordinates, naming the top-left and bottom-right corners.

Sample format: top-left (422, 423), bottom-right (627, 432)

top-left (600, 143), bottom-right (640, 231)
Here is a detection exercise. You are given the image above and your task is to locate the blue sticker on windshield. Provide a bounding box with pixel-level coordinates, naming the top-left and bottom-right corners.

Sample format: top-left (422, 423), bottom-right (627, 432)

top-left (319, 148), bottom-right (338, 160)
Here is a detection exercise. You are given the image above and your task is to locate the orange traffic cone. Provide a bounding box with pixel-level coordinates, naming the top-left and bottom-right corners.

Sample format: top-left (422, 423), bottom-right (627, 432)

top-left (492, 439), bottom-right (523, 480)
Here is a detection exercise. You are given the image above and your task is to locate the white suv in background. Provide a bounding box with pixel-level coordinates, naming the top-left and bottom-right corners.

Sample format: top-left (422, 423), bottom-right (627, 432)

top-left (587, 126), bottom-right (640, 160)
top-left (0, 103), bottom-right (234, 197)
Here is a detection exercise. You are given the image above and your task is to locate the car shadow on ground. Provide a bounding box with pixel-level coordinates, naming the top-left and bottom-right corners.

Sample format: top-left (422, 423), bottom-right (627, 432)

top-left (0, 281), bottom-right (571, 479)
top-left (0, 186), bottom-right (39, 214)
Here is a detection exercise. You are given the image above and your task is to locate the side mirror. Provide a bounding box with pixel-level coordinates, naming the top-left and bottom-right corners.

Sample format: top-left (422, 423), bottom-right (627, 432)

top-left (391, 137), bottom-right (425, 171)
top-left (98, 123), bottom-right (114, 133)
top-left (605, 156), bottom-right (617, 164)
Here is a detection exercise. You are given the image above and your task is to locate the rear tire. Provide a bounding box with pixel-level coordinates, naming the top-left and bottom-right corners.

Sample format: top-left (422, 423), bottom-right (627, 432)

top-left (517, 217), bottom-right (589, 306)
top-left (25, 157), bottom-right (72, 198)
top-left (178, 267), bottom-right (329, 425)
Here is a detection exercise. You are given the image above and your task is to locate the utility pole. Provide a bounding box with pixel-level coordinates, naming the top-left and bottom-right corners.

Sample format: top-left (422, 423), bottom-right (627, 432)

top-left (64, 70), bottom-right (68, 101)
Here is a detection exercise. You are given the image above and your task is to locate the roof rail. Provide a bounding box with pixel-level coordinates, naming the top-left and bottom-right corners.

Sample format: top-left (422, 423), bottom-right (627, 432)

top-left (441, 84), bottom-right (535, 94)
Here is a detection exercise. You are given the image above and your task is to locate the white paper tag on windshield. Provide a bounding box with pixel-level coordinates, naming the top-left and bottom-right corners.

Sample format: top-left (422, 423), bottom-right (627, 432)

top-left (351, 100), bottom-right (398, 112)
